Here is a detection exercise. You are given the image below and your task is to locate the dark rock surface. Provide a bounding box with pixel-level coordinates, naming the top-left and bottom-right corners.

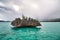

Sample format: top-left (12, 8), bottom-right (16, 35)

top-left (11, 15), bottom-right (41, 27)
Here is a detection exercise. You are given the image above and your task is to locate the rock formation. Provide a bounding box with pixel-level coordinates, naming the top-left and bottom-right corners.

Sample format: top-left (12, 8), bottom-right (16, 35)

top-left (11, 15), bottom-right (41, 27)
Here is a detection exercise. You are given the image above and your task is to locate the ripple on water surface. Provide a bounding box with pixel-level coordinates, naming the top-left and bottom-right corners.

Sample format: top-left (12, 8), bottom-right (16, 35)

top-left (0, 22), bottom-right (60, 40)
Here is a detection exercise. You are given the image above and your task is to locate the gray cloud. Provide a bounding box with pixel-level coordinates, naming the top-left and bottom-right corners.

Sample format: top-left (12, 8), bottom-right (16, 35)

top-left (0, 0), bottom-right (60, 21)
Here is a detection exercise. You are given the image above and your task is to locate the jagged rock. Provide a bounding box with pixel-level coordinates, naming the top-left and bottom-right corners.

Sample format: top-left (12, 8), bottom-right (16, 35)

top-left (11, 15), bottom-right (41, 27)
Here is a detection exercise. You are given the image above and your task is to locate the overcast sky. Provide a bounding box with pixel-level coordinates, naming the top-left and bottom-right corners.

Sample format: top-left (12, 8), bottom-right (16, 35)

top-left (0, 0), bottom-right (60, 21)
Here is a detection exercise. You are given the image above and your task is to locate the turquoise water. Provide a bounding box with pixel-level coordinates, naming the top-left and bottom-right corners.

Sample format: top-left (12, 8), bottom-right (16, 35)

top-left (0, 22), bottom-right (60, 40)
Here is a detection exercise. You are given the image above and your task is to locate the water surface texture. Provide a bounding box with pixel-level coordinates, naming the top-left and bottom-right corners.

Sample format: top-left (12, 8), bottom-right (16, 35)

top-left (0, 22), bottom-right (60, 40)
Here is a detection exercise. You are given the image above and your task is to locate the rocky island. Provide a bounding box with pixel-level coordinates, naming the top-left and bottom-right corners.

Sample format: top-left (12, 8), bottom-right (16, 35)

top-left (11, 15), bottom-right (41, 27)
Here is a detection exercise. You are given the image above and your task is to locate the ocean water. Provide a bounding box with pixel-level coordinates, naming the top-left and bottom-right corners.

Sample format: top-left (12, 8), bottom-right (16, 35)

top-left (0, 22), bottom-right (60, 40)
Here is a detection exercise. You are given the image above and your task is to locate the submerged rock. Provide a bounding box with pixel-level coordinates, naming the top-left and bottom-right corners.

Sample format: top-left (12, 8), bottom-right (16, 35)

top-left (11, 15), bottom-right (41, 27)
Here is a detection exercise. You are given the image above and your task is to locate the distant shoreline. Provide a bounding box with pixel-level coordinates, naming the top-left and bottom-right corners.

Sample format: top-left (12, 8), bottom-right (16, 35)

top-left (40, 21), bottom-right (60, 22)
top-left (0, 21), bottom-right (11, 22)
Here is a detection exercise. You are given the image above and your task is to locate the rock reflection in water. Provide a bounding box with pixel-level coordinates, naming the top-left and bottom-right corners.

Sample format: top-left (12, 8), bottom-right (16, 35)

top-left (10, 27), bottom-right (41, 40)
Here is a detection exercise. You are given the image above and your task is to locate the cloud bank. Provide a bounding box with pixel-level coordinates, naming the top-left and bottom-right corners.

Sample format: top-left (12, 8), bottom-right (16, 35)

top-left (0, 0), bottom-right (60, 21)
